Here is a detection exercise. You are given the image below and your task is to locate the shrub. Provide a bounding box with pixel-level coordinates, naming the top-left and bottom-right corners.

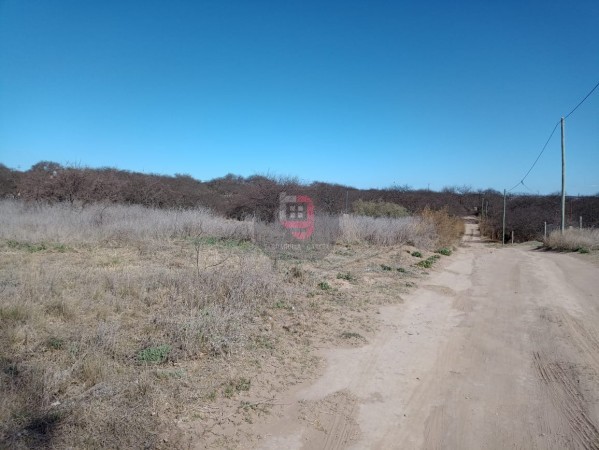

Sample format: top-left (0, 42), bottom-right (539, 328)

top-left (544, 229), bottom-right (599, 252)
top-left (421, 207), bottom-right (464, 247)
top-left (352, 199), bottom-right (409, 218)
top-left (435, 247), bottom-right (452, 256)
top-left (411, 251), bottom-right (422, 258)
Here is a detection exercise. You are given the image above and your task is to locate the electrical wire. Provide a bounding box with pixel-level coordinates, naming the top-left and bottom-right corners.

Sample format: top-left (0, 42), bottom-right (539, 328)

top-left (565, 79), bottom-right (599, 119)
top-left (508, 120), bottom-right (560, 192)
top-left (520, 181), bottom-right (534, 194)
top-left (507, 78), bottom-right (599, 193)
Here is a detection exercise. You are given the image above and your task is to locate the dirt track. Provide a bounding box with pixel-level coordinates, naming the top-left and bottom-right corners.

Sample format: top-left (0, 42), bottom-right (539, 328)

top-left (254, 220), bottom-right (599, 449)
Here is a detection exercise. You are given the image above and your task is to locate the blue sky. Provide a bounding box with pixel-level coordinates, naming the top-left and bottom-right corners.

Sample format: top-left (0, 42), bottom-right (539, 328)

top-left (1, 0), bottom-right (598, 194)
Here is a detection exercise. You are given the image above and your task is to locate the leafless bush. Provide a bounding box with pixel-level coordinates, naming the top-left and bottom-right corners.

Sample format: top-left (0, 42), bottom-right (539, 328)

top-left (544, 228), bottom-right (599, 251)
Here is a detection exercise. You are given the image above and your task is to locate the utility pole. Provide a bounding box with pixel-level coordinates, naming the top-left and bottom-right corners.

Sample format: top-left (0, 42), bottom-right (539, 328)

top-left (561, 117), bottom-right (566, 233)
top-left (502, 189), bottom-right (506, 245)
top-left (345, 190), bottom-right (349, 214)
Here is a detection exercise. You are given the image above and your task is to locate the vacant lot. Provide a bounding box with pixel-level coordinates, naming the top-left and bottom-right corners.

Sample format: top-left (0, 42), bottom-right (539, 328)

top-left (252, 221), bottom-right (599, 449)
top-left (0, 201), bottom-right (460, 448)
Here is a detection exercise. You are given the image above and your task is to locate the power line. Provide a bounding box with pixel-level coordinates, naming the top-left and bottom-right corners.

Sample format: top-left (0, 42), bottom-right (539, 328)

top-left (507, 78), bottom-right (599, 192)
top-left (508, 120), bottom-right (560, 192)
top-left (565, 79), bottom-right (599, 119)
top-left (520, 180), bottom-right (534, 194)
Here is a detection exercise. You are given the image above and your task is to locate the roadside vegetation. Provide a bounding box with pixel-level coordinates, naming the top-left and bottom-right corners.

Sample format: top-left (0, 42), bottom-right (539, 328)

top-left (0, 199), bottom-right (462, 448)
top-left (543, 228), bottom-right (599, 253)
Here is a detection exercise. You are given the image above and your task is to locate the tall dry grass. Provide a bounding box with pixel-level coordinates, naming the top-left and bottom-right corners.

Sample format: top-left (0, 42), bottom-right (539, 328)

top-left (544, 228), bottom-right (599, 251)
top-left (420, 207), bottom-right (464, 247)
top-left (0, 200), bottom-right (461, 249)
top-left (0, 200), bottom-right (252, 243)
top-left (339, 215), bottom-right (437, 248)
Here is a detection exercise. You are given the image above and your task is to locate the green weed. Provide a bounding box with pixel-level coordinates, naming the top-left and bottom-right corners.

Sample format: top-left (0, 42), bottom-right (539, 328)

top-left (0, 305), bottom-right (29, 323)
top-left (46, 337), bottom-right (65, 350)
top-left (416, 255), bottom-right (440, 269)
top-left (223, 377), bottom-right (251, 398)
top-left (318, 281), bottom-right (331, 290)
top-left (273, 299), bottom-right (292, 310)
top-left (137, 344), bottom-right (171, 364)
top-left (340, 331), bottom-right (365, 340)
top-left (6, 240), bottom-right (47, 252)
top-left (336, 272), bottom-right (355, 281)
top-left (154, 369), bottom-right (185, 379)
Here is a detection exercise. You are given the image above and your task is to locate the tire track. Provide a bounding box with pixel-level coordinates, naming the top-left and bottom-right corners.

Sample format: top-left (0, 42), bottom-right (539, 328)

top-left (533, 351), bottom-right (599, 450)
top-left (320, 393), bottom-right (358, 450)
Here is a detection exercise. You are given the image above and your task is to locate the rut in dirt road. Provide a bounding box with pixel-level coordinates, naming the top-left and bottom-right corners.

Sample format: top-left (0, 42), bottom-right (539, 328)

top-left (254, 220), bottom-right (599, 450)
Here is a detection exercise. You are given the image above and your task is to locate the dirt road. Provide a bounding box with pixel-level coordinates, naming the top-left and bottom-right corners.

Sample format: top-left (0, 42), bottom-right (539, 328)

top-left (253, 221), bottom-right (599, 449)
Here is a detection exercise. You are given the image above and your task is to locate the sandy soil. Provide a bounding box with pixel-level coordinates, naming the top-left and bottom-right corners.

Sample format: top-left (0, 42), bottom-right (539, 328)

top-left (249, 219), bottom-right (599, 449)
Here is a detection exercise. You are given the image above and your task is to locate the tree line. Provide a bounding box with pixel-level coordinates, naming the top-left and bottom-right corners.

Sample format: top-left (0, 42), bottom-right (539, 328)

top-left (1, 162), bottom-right (597, 242)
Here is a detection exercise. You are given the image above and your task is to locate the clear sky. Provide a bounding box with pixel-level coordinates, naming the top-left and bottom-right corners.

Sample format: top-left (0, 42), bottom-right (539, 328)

top-left (1, 0), bottom-right (598, 194)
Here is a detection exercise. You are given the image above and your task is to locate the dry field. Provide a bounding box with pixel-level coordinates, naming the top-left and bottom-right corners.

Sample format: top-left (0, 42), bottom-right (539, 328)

top-left (0, 200), bottom-right (462, 448)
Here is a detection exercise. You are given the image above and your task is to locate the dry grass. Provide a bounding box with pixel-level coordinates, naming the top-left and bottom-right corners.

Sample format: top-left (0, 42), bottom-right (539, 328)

top-left (0, 200), bottom-right (252, 244)
top-left (0, 200), bottom-right (460, 448)
top-left (544, 228), bottom-right (599, 252)
top-left (0, 202), bottom-right (280, 448)
top-left (420, 207), bottom-right (464, 248)
top-left (0, 200), bottom-right (460, 250)
top-left (0, 241), bottom-right (282, 448)
top-left (339, 215), bottom-right (437, 248)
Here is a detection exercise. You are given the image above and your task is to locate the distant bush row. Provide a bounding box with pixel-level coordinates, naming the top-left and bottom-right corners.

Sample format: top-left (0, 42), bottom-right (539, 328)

top-left (0, 162), bottom-right (489, 218)
top-left (1, 162), bottom-right (597, 242)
